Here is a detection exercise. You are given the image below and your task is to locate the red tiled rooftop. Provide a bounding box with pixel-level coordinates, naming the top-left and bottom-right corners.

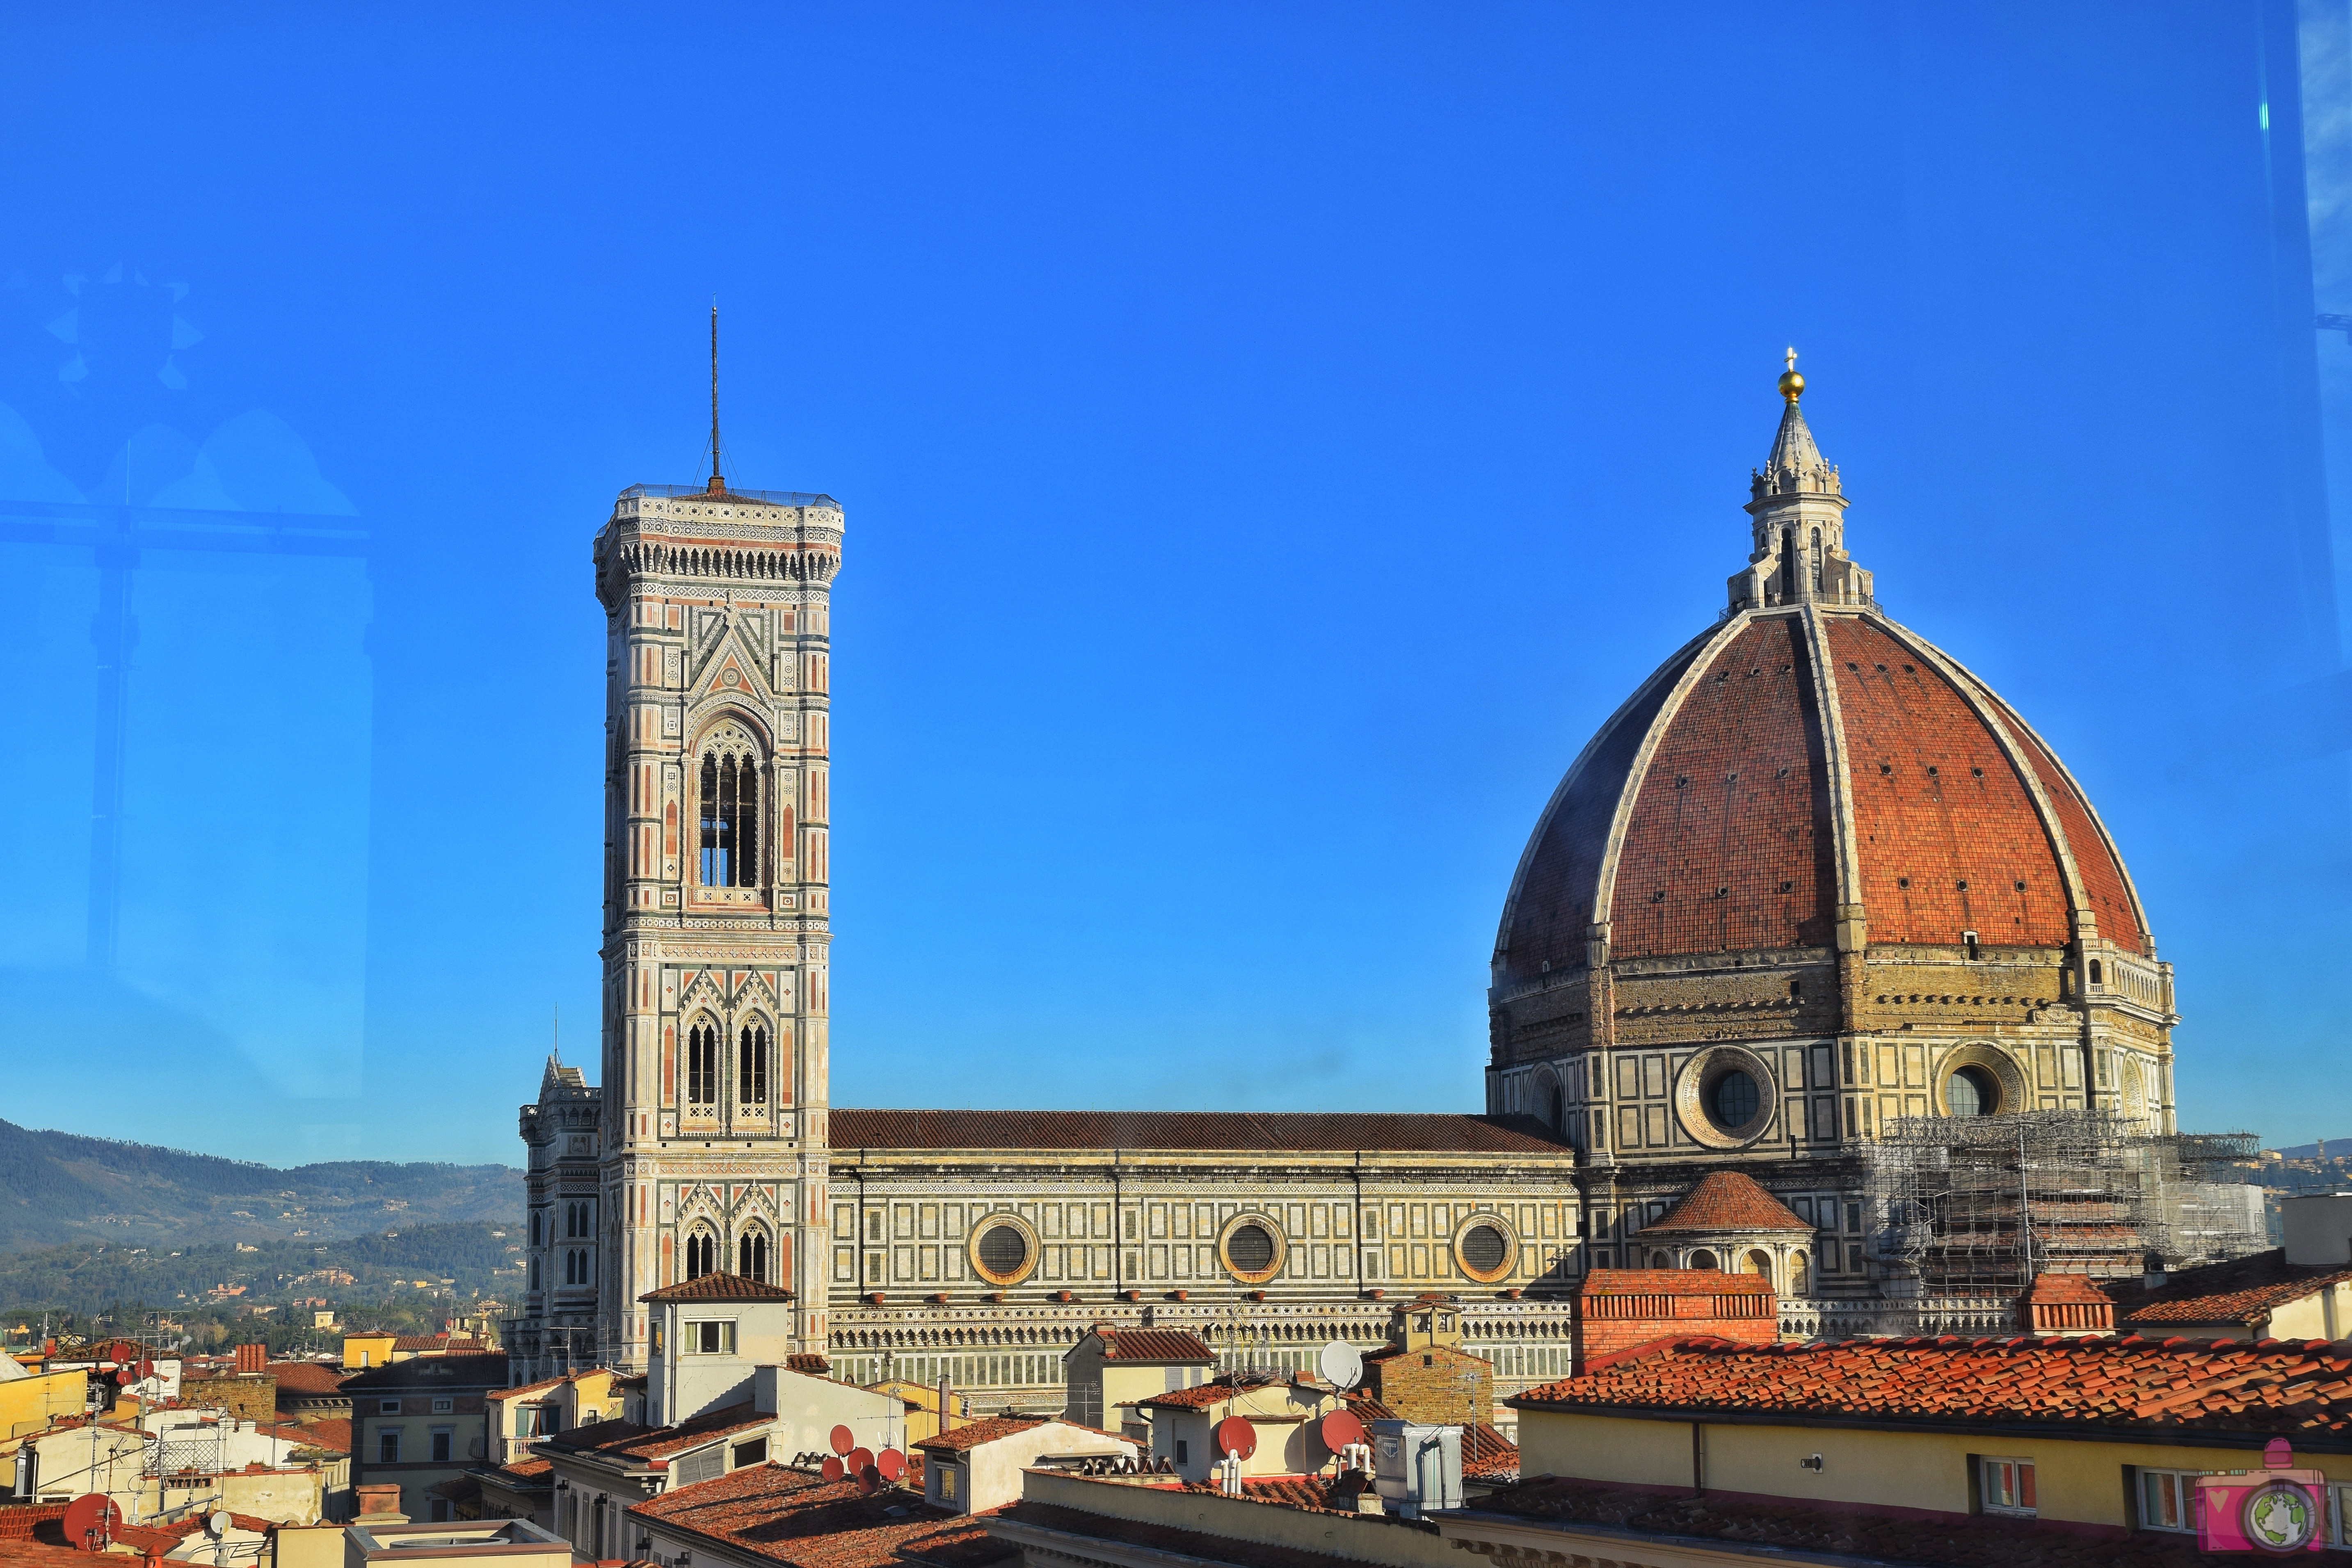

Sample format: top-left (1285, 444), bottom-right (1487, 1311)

top-left (2025, 1272), bottom-right (2116, 1305)
top-left (2105, 1248), bottom-right (2352, 1329)
top-left (487, 1376), bottom-right (571, 1402)
top-left (914, 1415), bottom-right (1045, 1453)
top-left (1133, 1377), bottom-right (1289, 1411)
top-left (1080, 1327), bottom-right (1214, 1364)
top-left (638, 1274), bottom-right (795, 1304)
top-left (549, 1402), bottom-right (773, 1463)
top-left (830, 1109), bottom-right (1565, 1154)
top-left (627, 1462), bottom-right (1010, 1568)
top-left (493, 1456), bottom-right (553, 1481)
top-left (295, 1418), bottom-right (352, 1454)
top-left (1641, 1172), bottom-right (1811, 1234)
top-left (1513, 1333), bottom-right (2352, 1438)
top-left (267, 1362), bottom-right (349, 1396)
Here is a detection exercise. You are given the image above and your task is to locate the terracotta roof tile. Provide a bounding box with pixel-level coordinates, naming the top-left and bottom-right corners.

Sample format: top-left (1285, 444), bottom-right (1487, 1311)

top-left (487, 1376), bottom-right (571, 1402)
top-left (1134, 1378), bottom-right (1276, 1411)
top-left (492, 1457), bottom-right (553, 1482)
top-left (1479, 1475), bottom-right (2217, 1568)
top-left (638, 1274), bottom-right (795, 1304)
top-left (339, 1353), bottom-right (510, 1392)
top-left (1512, 1333), bottom-right (2352, 1438)
top-left (1640, 1172), bottom-right (1812, 1234)
top-left (1079, 1328), bottom-right (1214, 1364)
top-left (2025, 1272), bottom-right (2116, 1304)
top-left (296, 1419), bottom-right (352, 1454)
top-left (914, 1416), bottom-right (1046, 1453)
top-left (266, 1362), bottom-right (349, 1397)
top-left (627, 1463), bottom-right (1010, 1568)
top-left (830, 1110), bottom-right (1565, 1154)
top-left (549, 1403), bottom-right (774, 1463)
top-left (2105, 1248), bottom-right (2352, 1329)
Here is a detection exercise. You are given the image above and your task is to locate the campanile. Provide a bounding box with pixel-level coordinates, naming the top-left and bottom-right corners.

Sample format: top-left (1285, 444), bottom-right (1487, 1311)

top-left (591, 474), bottom-right (839, 1369)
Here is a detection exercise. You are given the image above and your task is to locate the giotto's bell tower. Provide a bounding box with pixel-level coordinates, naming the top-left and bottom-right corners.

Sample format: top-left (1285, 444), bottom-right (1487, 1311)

top-left (590, 468), bottom-right (841, 1370)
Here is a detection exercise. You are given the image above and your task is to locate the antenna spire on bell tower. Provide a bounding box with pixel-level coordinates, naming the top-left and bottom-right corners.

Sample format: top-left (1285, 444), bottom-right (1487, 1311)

top-left (706, 302), bottom-right (725, 496)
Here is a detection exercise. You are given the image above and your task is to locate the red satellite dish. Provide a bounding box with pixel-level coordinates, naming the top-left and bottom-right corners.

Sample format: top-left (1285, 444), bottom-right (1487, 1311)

top-left (829, 1424), bottom-right (856, 1456)
top-left (114, 1367), bottom-right (134, 1385)
top-left (1319, 1410), bottom-right (1365, 1452)
top-left (1214, 1416), bottom-right (1256, 1461)
top-left (819, 1456), bottom-right (845, 1482)
top-left (856, 1465), bottom-right (879, 1496)
top-left (63, 1494), bottom-right (122, 1549)
top-left (107, 1342), bottom-right (138, 1365)
top-left (847, 1447), bottom-right (874, 1475)
top-left (136, 1360), bottom-right (154, 1380)
top-left (875, 1448), bottom-right (905, 1481)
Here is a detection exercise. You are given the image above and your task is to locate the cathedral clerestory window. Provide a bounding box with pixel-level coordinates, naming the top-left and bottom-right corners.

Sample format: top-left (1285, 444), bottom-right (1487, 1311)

top-left (738, 1228), bottom-right (768, 1283)
top-left (739, 1023), bottom-right (769, 1104)
top-left (699, 748), bottom-right (762, 889)
top-left (685, 1228), bottom-right (718, 1281)
top-left (688, 1022), bottom-right (718, 1106)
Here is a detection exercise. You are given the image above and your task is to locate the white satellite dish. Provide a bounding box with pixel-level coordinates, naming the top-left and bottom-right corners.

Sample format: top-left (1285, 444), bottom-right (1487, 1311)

top-left (1317, 1340), bottom-right (1363, 1391)
top-left (205, 1512), bottom-right (231, 1540)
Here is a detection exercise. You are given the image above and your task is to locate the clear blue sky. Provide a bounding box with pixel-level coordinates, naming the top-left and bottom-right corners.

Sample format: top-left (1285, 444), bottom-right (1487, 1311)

top-left (0, 4), bottom-right (2345, 1165)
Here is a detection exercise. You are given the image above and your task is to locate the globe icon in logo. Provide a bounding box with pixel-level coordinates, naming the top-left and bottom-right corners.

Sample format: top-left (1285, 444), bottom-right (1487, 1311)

top-left (2243, 1481), bottom-right (2315, 1551)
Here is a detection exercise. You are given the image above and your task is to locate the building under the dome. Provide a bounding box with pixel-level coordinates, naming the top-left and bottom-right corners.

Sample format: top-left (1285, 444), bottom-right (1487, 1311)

top-left (508, 359), bottom-right (2258, 1415)
top-left (1485, 353), bottom-right (2220, 1297)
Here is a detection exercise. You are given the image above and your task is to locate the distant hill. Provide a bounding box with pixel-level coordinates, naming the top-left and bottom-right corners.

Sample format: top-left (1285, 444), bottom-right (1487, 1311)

top-left (0, 1221), bottom-right (524, 1321)
top-left (0, 1118), bottom-right (521, 1253)
top-left (2272, 1139), bottom-right (2352, 1161)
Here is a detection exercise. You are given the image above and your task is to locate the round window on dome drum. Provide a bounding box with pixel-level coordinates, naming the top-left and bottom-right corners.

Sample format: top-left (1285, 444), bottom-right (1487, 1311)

top-left (1461, 1225), bottom-right (1508, 1273)
top-left (1710, 1070), bottom-right (1760, 1131)
top-left (1947, 1065), bottom-right (1999, 1118)
top-left (1225, 1223), bottom-right (1275, 1276)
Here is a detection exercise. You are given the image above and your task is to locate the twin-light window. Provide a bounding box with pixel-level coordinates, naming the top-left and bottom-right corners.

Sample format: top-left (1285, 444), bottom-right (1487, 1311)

top-left (1979, 1456), bottom-right (2035, 1517)
top-left (685, 1320), bottom-right (735, 1355)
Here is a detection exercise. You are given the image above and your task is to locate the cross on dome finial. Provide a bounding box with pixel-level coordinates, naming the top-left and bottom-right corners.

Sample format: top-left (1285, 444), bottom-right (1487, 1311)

top-left (1778, 345), bottom-right (1803, 405)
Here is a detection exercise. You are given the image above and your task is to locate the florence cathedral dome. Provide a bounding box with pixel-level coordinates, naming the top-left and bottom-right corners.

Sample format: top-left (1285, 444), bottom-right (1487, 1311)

top-left (1488, 359), bottom-right (2172, 1169)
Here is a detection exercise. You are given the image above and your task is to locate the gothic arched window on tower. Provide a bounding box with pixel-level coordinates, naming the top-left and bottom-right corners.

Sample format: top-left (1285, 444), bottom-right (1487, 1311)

top-left (738, 1227), bottom-right (768, 1283)
top-left (739, 1023), bottom-right (768, 1104)
top-left (687, 1022), bottom-right (718, 1106)
top-left (699, 749), bottom-right (763, 889)
top-left (685, 1228), bottom-right (718, 1281)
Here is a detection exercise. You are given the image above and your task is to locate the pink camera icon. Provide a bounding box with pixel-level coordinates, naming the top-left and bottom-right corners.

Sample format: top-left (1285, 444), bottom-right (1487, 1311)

top-left (2196, 1439), bottom-right (2327, 1554)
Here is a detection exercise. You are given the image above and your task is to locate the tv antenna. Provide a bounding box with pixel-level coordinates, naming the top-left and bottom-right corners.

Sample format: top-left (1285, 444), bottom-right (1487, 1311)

top-left (706, 302), bottom-right (725, 496)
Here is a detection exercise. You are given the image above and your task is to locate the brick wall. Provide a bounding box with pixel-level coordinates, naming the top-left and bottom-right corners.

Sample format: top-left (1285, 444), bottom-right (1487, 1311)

top-left (181, 1373), bottom-right (277, 1423)
top-left (1576, 1274), bottom-right (1779, 1370)
top-left (1366, 1345), bottom-right (1495, 1428)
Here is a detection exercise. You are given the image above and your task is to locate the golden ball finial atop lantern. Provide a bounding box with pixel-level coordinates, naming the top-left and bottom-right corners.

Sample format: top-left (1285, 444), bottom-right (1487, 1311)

top-left (1778, 345), bottom-right (1803, 404)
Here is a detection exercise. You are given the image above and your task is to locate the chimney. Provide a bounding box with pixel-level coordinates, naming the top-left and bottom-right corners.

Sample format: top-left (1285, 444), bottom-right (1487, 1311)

top-left (2019, 1273), bottom-right (2115, 1337)
top-left (235, 1344), bottom-right (267, 1376)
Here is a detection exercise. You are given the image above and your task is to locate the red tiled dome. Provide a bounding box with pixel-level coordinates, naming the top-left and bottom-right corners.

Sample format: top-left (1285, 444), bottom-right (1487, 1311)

top-left (1495, 598), bottom-right (2146, 983)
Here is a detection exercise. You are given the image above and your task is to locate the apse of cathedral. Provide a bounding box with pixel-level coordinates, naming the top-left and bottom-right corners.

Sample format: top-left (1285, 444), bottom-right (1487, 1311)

top-left (510, 358), bottom-right (2184, 1415)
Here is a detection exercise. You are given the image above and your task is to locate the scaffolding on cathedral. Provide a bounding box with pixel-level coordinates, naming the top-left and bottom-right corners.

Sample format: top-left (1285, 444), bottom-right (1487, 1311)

top-left (1866, 1110), bottom-right (2264, 1297)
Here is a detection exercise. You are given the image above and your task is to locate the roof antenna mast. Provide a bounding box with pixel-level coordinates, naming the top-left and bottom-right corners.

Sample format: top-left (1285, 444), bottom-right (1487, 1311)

top-left (707, 301), bottom-right (725, 496)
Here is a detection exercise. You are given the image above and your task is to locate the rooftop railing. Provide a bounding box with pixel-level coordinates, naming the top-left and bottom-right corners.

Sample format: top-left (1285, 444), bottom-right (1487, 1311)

top-left (619, 484), bottom-right (839, 507)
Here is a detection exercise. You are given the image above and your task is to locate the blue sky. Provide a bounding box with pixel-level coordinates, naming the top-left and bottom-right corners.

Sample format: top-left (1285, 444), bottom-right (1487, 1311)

top-left (0, 4), bottom-right (2345, 1165)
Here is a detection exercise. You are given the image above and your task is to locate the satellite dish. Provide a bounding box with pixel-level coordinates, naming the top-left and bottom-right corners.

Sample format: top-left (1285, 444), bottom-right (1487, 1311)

top-left (819, 1456), bottom-right (845, 1482)
top-left (1319, 1410), bottom-right (1365, 1453)
top-left (62, 1495), bottom-right (122, 1550)
top-left (1214, 1416), bottom-right (1256, 1461)
top-left (206, 1513), bottom-right (231, 1540)
top-left (1317, 1340), bottom-right (1363, 1391)
top-left (847, 1447), bottom-right (874, 1475)
top-left (875, 1449), bottom-right (905, 1481)
top-left (828, 1424), bottom-right (855, 1456)
top-left (856, 1465), bottom-right (879, 1496)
